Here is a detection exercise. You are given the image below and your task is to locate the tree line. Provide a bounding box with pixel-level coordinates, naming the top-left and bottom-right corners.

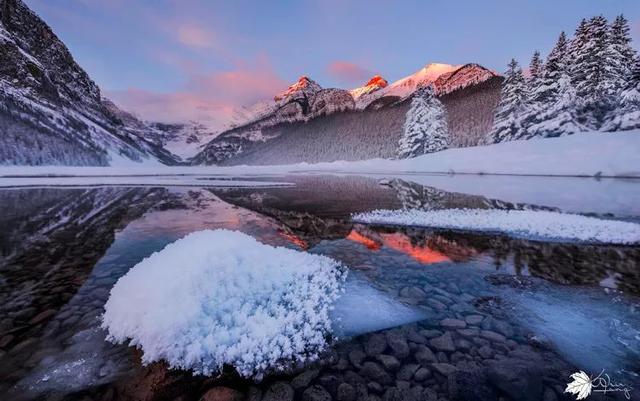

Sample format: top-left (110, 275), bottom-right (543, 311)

top-left (487, 15), bottom-right (639, 143)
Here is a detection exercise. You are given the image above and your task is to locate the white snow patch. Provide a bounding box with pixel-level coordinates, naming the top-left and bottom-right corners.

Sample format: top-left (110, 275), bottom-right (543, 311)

top-left (1, 130), bottom-right (639, 178)
top-left (352, 209), bottom-right (640, 244)
top-left (101, 230), bottom-right (346, 378)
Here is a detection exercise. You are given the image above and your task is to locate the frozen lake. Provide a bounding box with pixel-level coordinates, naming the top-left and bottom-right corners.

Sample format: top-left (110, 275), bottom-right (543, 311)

top-left (0, 174), bottom-right (638, 401)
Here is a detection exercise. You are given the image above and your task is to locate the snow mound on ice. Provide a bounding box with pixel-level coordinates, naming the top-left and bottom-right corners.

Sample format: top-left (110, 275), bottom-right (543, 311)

top-left (101, 229), bottom-right (346, 378)
top-left (352, 209), bottom-right (640, 244)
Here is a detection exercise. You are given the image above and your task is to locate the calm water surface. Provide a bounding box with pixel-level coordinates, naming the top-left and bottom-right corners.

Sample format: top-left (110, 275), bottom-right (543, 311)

top-left (0, 174), bottom-right (638, 401)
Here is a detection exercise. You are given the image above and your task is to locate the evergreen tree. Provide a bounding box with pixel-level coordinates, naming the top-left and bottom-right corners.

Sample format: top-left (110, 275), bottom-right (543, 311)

top-left (609, 15), bottom-right (636, 93)
top-left (603, 56), bottom-right (640, 131)
top-left (398, 86), bottom-right (448, 158)
top-left (532, 32), bottom-right (568, 104)
top-left (486, 59), bottom-right (528, 143)
top-left (529, 51), bottom-right (543, 79)
top-left (528, 50), bottom-right (543, 93)
top-left (527, 73), bottom-right (586, 138)
top-left (569, 16), bottom-right (616, 127)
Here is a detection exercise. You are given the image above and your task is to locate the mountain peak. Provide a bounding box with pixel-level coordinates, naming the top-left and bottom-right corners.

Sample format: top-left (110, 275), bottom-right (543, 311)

top-left (350, 75), bottom-right (388, 100)
top-left (364, 75), bottom-right (388, 89)
top-left (274, 76), bottom-right (322, 102)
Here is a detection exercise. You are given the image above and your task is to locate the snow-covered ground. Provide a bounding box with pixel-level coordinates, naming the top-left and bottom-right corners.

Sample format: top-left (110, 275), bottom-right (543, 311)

top-left (0, 176), bottom-right (293, 188)
top-left (353, 209), bottom-right (640, 244)
top-left (102, 230), bottom-right (346, 378)
top-left (1, 131), bottom-right (639, 179)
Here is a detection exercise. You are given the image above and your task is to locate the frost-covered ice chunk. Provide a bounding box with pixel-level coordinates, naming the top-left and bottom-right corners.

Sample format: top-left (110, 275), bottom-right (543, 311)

top-left (352, 208), bottom-right (640, 244)
top-left (101, 230), bottom-right (346, 378)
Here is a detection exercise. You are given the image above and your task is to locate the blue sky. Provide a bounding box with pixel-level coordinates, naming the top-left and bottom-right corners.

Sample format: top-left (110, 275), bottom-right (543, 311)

top-left (26, 0), bottom-right (640, 124)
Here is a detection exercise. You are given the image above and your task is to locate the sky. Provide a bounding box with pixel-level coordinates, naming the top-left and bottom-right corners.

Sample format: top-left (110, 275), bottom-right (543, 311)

top-left (26, 0), bottom-right (640, 127)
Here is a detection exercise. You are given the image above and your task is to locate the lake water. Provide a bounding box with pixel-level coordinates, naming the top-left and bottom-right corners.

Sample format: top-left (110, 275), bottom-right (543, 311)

top-left (0, 174), bottom-right (638, 401)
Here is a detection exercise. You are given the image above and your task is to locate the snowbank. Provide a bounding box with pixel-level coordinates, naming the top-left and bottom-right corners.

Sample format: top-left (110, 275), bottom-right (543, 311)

top-left (1, 130), bottom-right (639, 178)
top-left (101, 230), bottom-right (346, 378)
top-left (352, 209), bottom-right (640, 244)
top-left (0, 176), bottom-right (293, 188)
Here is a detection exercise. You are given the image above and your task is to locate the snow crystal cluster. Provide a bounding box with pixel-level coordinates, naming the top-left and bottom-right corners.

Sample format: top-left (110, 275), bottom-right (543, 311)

top-left (352, 208), bottom-right (640, 244)
top-left (487, 15), bottom-right (639, 144)
top-left (101, 229), bottom-right (347, 378)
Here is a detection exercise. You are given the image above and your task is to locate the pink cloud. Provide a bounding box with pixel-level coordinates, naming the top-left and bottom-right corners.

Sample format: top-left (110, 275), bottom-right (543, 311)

top-left (185, 56), bottom-right (288, 105)
top-left (327, 61), bottom-right (373, 86)
top-left (107, 88), bottom-right (233, 128)
top-left (107, 55), bottom-right (288, 127)
top-left (177, 24), bottom-right (215, 49)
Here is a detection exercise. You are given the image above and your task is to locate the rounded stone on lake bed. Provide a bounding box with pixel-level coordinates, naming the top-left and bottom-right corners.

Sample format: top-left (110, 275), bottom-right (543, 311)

top-left (200, 387), bottom-right (243, 401)
top-left (439, 318), bottom-right (466, 329)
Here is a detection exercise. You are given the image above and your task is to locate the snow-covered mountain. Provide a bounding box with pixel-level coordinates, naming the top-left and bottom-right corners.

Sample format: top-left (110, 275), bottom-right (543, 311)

top-left (351, 63), bottom-right (498, 110)
top-left (0, 0), bottom-right (179, 166)
top-left (193, 63), bottom-right (500, 165)
top-left (349, 75), bottom-right (389, 102)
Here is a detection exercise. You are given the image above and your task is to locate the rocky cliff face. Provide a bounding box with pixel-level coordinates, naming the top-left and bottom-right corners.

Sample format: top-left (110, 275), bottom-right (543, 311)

top-left (0, 0), bottom-right (178, 166)
top-left (194, 66), bottom-right (502, 165)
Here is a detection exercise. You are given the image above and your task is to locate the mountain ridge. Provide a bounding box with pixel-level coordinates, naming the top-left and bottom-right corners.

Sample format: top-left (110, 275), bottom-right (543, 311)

top-left (193, 63), bottom-right (501, 165)
top-left (0, 0), bottom-right (180, 165)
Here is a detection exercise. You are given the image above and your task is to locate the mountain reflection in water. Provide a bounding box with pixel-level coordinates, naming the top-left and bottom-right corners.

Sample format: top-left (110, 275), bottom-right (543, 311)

top-left (0, 174), bottom-right (638, 401)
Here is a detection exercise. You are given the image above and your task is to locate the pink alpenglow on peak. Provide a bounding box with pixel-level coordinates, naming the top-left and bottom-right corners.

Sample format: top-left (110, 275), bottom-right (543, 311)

top-left (350, 75), bottom-right (389, 99)
top-left (274, 76), bottom-right (322, 102)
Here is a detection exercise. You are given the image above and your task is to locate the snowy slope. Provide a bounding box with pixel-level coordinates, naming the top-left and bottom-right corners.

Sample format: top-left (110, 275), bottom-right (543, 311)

top-left (4, 131), bottom-right (640, 179)
top-left (0, 0), bottom-right (178, 166)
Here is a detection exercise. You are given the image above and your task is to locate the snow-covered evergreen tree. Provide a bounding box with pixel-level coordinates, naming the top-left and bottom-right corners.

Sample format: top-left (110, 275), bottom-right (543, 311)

top-left (526, 73), bottom-right (586, 137)
top-left (529, 50), bottom-right (542, 82)
top-left (609, 15), bottom-right (636, 93)
top-left (485, 59), bottom-right (528, 143)
top-left (524, 31), bottom-right (586, 138)
top-left (603, 56), bottom-right (640, 131)
top-left (569, 16), bottom-right (616, 128)
top-left (398, 86), bottom-right (448, 158)
top-left (533, 32), bottom-right (569, 104)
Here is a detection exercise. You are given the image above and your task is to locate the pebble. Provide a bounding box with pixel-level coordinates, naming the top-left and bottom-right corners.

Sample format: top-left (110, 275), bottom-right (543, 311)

top-left (337, 383), bottom-right (357, 401)
top-left (302, 385), bottom-right (332, 401)
top-left (399, 286), bottom-right (427, 299)
top-left (439, 319), bottom-right (466, 329)
top-left (457, 328), bottom-right (480, 337)
top-left (386, 331), bottom-right (409, 359)
top-left (480, 330), bottom-right (506, 342)
top-left (291, 369), bottom-right (320, 389)
top-left (263, 382), bottom-right (294, 401)
top-left (376, 355), bottom-right (401, 371)
top-left (415, 346), bottom-right (437, 365)
top-left (464, 315), bottom-right (484, 325)
top-left (431, 363), bottom-right (458, 377)
top-left (429, 332), bottom-right (455, 352)
top-left (365, 334), bottom-right (387, 356)
top-left (360, 362), bottom-right (392, 385)
top-left (348, 350), bottom-right (366, 368)
top-left (414, 367), bottom-right (431, 381)
top-left (478, 345), bottom-right (493, 359)
top-left (396, 364), bottom-right (419, 381)
top-left (419, 330), bottom-right (442, 339)
top-left (200, 387), bottom-right (243, 401)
